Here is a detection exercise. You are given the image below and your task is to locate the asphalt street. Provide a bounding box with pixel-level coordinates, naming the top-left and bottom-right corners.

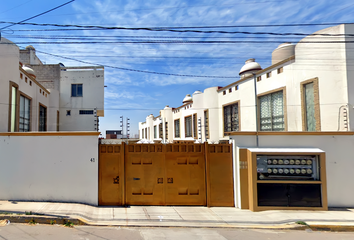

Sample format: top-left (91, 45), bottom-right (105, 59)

top-left (0, 224), bottom-right (354, 240)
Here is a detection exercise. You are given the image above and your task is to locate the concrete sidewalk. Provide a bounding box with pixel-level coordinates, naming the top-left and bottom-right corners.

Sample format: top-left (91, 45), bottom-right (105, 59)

top-left (1, 201), bottom-right (354, 230)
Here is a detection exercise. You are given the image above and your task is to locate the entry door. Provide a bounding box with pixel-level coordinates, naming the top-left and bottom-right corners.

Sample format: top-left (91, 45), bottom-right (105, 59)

top-left (98, 145), bottom-right (123, 205)
top-left (165, 144), bottom-right (206, 205)
top-left (125, 144), bottom-right (165, 205)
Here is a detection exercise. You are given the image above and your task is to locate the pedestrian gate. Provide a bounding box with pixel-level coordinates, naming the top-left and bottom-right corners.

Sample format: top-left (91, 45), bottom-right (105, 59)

top-left (98, 143), bottom-right (233, 207)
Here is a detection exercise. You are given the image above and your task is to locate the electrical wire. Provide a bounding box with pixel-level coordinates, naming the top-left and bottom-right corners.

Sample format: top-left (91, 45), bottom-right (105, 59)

top-left (2, 39), bottom-right (354, 45)
top-left (34, 49), bottom-right (239, 79)
top-left (0, 1), bottom-right (75, 31)
top-left (2, 21), bottom-right (354, 36)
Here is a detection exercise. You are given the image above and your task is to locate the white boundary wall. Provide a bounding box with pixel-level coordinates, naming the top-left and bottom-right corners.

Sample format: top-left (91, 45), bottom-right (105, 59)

top-left (0, 133), bottom-right (99, 205)
top-left (230, 133), bottom-right (354, 208)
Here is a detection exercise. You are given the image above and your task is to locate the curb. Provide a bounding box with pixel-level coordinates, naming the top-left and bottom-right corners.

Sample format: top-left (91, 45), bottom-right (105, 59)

top-left (1, 215), bottom-right (354, 232)
top-left (309, 224), bottom-right (354, 232)
top-left (0, 215), bottom-right (87, 226)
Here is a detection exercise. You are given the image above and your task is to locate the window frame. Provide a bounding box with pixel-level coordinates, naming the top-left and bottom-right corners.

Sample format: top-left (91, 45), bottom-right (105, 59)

top-left (174, 119), bottom-right (180, 138)
top-left (38, 103), bottom-right (47, 131)
top-left (19, 93), bottom-right (32, 132)
top-left (159, 123), bottom-right (163, 139)
top-left (79, 110), bottom-right (94, 115)
top-left (71, 84), bottom-right (83, 97)
top-left (193, 113), bottom-right (197, 139)
top-left (204, 110), bottom-right (209, 139)
top-left (257, 87), bottom-right (287, 132)
top-left (184, 115), bottom-right (192, 138)
top-left (223, 101), bottom-right (240, 134)
top-left (8, 81), bottom-right (19, 132)
top-left (301, 78), bottom-right (321, 131)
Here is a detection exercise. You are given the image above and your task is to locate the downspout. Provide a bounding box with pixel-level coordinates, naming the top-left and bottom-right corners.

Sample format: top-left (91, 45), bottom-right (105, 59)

top-left (253, 73), bottom-right (259, 147)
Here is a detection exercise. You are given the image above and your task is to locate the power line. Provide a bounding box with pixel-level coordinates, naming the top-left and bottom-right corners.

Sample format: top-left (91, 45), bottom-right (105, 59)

top-left (2, 21), bottom-right (354, 36)
top-left (0, 1), bottom-right (75, 32)
top-left (3, 40), bottom-right (354, 45)
top-left (34, 50), bottom-right (239, 79)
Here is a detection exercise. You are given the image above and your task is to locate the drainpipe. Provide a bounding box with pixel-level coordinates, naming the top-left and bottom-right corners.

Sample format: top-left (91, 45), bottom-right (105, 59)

top-left (162, 117), bottom-right (166, 143)
top-left (253, 73), bottom-right (259, 147)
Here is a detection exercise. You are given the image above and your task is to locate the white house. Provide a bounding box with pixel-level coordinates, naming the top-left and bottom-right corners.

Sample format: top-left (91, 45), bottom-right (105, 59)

top-left (139, 24), bottom-right (354, 142)
top-left (0, 37), bottom-right (104, 132)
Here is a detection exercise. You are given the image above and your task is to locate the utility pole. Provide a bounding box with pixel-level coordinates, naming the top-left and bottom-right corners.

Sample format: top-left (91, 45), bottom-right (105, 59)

top-left (120, 116), bottom-right (124, 138)
top-left (126, 118), bottom-right (130, 139)
top-left (94, 108), bottom-right (98, 132)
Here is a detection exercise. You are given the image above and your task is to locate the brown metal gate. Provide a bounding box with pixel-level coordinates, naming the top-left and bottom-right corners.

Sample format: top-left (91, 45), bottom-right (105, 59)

top-left (98, 144), bottom-right (124, 206)
top-left (98, 143), bottom-right (233, 206)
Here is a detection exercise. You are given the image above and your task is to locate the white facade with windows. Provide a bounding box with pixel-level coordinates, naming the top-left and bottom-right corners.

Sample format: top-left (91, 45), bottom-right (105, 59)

top-left (139, 24), bottom-right (354, 142)
top-left (0, 37), bottom-right (105, 132)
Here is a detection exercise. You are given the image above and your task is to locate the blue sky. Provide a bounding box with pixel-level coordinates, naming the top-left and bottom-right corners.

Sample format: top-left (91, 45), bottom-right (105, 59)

top-left (1, 0), bottom-right (354, 137)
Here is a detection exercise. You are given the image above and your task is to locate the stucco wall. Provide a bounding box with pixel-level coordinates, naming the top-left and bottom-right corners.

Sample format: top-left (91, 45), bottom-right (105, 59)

top-left (0, 133), bottom-right (99, 205)
top-left (59, 67), bottom-right (104, 131)
top-left (230, 133), bottom-right (354, 208)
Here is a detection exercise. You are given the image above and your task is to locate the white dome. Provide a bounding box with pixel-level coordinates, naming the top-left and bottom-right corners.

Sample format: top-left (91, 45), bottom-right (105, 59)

top-left (193, 90), bottom-right (202, 95)
top-left (239, 58), bottom-right (262, 77)
top-left (25, 45), bottom-right (35, 50)
top-left (272, 43), bottom-right (295, 65)
top-left (22, 65), bottom-right (36, 78)
top-left (183, 94), bottom-right (193, 103)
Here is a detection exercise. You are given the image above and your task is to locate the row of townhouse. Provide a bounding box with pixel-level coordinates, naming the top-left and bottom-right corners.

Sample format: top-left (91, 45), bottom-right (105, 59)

top-left (139, 24), bottom-right (354, 142)
top-left (0, 37), bottom-right (105, 132)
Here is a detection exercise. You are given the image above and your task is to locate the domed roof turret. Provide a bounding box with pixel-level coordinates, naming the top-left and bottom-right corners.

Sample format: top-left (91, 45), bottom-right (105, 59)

top-left (182, 94), bottom-right (193, 104)
top-left (22, 65), bottom-right (36, 79)
top-left (25, 45), bottom-right (35, 50)
top-left (193, 90), bottom-right (202, 95)
top-left (239, 58), bottom-right (262, 79)
top-left (272, 43), bottom-right (295, 64)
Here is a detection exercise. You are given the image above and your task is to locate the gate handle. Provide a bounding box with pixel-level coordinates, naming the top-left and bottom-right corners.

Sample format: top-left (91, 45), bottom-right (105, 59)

top-left (113, 176), bottom-right (119, 184)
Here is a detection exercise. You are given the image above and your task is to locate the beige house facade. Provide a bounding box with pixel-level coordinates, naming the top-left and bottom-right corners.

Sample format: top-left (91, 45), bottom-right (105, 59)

top-left (139, 24), bottom-right (354, 142)
top-left (0, 37), bottom-right (105, 132)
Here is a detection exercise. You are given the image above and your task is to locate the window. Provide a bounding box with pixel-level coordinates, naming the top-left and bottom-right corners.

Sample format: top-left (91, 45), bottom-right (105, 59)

top-left (154, 125), bottom-right (157, 138)
top-left (29, 81), bottom-right (32, 86)
top-left (159, 123), bottom-right (163, 138)
top-left (142, 129), bottom-right (144, 138)
top-left (204, 110), bottom-right (209, 139)
top-left (185, 116), bottom-right (192, 137)
top-left (303, 82), bottom-right (315, 131)
top-left (79, 110), bottom-right (94, 115)
top-left (20, 73), bottom-right (23, 79)
top-left (257, 76), bottom-right (262, 82)
top-left (39, 104), bottom-right (47, 131)
top-left (223, 90), bottom-right (226, 95)
top-left (165, 122), bottom-right (168, 139)
top-left (71, 84), bottom-right (83, 97)
top-left (57, 111), bottom-right (59, 131)
top-left (301, 79), bottom-right (320, 131)
top-left (224, 103), bottom-right (239, 132)
top-left (10, 85), bottom-right (18, 132)
top-left (174, 119), bottom-right (180, 138)
top-left (235, 85), bottom-right (239, 90)
top-left (66, 110), bottom-right (71, 116)
top-left (145, 128), bottom-right (147, 139)
top-left (266, 72), bottom-right (272, 78)
top-left (19, 95), bottom-right (31, 132)
top-left (277, 67), bottom-right (283, 74)
top-left (229, 88), bottom-right (232, 93)
top-left (259, 90), bottom-right (284, 131)
top-left (193, 114), bottom-right (197, 139)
